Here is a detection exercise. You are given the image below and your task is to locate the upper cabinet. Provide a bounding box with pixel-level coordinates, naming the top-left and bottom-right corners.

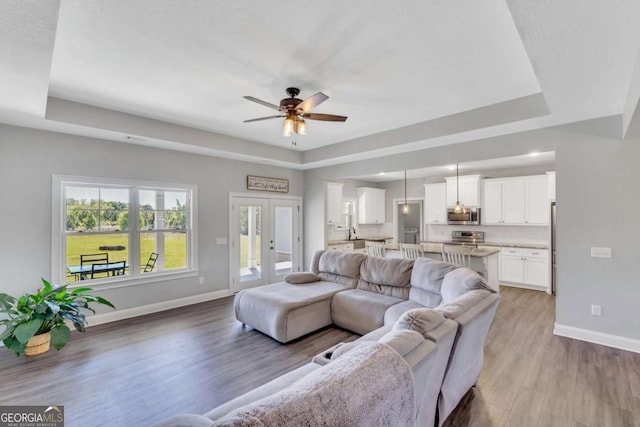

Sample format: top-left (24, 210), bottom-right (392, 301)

top-left (482, 175), bottom-right (549, 225)
top-left (326, 182), bottom-right (344, 225)
top-left (445, 175), bottom-right (482, 207)
top-left (424, 183), bottom-right (447, 224)
top-left (357, 187), bottom-right (386, 224)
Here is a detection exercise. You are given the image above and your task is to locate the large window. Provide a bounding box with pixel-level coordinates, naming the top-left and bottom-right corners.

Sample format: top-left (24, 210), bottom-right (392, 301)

top-left (53, 176), bottom-right (196, 285)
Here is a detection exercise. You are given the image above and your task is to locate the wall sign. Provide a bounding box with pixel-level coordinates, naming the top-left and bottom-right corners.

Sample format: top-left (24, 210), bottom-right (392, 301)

top-left (247, 175), bottom-right (289, 193)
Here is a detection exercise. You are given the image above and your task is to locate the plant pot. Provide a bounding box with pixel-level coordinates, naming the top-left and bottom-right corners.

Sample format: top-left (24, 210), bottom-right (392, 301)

top-left (24, 331), bottom-right (51, 356)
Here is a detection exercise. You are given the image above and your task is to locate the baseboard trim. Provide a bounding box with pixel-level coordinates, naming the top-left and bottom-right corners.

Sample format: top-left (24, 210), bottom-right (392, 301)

top-left (87, 289), bottom-right (232, 327)
top-left (553, 322), bottom-right (640, 354)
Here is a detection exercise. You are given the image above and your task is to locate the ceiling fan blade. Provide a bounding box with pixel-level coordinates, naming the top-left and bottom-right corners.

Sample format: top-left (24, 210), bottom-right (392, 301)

top-left (302, 113), bottom-right (348, 122)
top-left (243, 96), bottom-right (282, 111)
top-left (243, 115), bottom-right (284, 123)
top-left (296, 92), bottom-right (329, 113)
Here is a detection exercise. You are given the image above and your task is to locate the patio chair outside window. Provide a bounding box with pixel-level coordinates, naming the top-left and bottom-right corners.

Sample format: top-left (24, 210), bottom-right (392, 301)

top-left (143, 252), bottom-right (159, 273)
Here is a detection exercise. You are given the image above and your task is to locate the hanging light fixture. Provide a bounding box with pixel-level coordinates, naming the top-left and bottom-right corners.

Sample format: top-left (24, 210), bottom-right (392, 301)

top-left (454, 163), bottom-right (464, 214)
top-left (402, 170), bottom-right (409, 215)
top-left (282, 114), bottom-right (294, 137)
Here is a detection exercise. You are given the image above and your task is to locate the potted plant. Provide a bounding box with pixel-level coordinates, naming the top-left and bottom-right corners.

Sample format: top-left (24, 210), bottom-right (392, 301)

top-left (0, 278), bottom-right (115, 356)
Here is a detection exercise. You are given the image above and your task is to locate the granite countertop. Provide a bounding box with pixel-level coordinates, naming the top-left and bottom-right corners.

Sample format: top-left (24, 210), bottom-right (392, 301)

top-left (478, 242), bottom-right (549, 250)
top-left (328, 236), bottom-right (392, 245)
top-left (420, 240), bottom-right (548, 250)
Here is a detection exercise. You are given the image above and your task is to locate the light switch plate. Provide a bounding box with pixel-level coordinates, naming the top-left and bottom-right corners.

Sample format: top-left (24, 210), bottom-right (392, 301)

top-left (216, 237), bottom-right (227, 245)
top-left (590, 247), bottom-right (611, 258)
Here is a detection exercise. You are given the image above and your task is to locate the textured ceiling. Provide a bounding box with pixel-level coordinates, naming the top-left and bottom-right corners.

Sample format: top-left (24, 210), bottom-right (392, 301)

top-left (1, 1), bottom-right (640, 169)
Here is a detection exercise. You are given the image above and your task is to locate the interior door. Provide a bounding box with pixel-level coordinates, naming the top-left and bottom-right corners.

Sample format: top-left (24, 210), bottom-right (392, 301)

top-left (230, 196), bottom-right (301, 292)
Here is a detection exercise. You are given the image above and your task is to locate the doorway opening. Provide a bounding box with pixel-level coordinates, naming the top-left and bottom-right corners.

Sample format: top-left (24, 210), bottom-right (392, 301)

top-left (393, 199), bottom-right (423, 244)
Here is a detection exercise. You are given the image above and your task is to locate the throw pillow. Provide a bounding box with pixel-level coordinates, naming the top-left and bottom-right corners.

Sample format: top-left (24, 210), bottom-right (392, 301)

top-left (284, 272), bottom-right (321, 284)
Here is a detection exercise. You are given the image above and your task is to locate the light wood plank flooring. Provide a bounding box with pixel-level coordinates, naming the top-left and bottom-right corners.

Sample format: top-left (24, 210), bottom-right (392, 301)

top-left (0, 286), bottom-right (638, 427)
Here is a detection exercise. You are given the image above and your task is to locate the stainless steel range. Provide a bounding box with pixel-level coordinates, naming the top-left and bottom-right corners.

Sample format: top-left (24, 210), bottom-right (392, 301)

top-left (450, 230), bottom-right (484, 246)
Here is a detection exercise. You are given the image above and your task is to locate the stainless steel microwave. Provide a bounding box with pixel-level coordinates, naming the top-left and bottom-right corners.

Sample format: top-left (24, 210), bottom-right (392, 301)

top-left (447, 208), bottom-right (481, 225)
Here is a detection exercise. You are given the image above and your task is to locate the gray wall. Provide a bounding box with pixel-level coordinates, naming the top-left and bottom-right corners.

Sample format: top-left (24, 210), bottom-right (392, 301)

top-left (0, 124), bottom-right (303, 313)
top-left (555, 134), bottom-right (640, 339)
top-left (304, 128), bottom-right (640, 342)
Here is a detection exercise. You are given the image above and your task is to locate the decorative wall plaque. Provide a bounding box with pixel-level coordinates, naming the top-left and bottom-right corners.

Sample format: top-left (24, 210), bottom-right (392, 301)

top-left (247, 175), bottom-right (289, 193)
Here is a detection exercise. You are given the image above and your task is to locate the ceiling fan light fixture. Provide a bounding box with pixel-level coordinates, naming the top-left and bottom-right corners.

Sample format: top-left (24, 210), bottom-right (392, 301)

top-left (283, 117), bottom-right (294, 137)
top-left (295, 119), bottom-right (307, 135)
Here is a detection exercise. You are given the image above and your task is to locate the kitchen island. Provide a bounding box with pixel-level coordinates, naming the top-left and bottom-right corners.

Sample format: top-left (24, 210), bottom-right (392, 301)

top-left (384, 245), bottom-right (500, 292)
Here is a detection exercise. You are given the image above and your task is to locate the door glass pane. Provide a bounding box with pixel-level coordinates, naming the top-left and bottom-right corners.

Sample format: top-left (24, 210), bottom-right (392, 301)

top-left (273, 206), bottom-right (293, 277)
top-left (240, 205), bottom-right (262, 282)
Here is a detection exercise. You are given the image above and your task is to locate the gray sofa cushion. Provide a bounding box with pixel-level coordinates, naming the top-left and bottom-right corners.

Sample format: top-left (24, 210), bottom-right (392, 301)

top-left (441, 267), bottom-right (494, 303)
top-left (358, 256), bottom-right (413, 299)
top-left (393, 308), bottom-right (446, 337)
top-left (409, 258), bottom-right (459, 307)
top-left (284, 272), bottom-right (321, 284)
top-left (331, 289), bottom-right (405, 335)
top-left (384, 300), bottom-right (424, 326)
top-left (318, 251), bottom-right (367, 288)
top-left (310, 250), bottom-right (324, 274)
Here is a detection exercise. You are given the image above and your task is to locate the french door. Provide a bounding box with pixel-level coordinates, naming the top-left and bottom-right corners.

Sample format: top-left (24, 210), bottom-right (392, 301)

top-left (229, 195), bottom-right (302, 293)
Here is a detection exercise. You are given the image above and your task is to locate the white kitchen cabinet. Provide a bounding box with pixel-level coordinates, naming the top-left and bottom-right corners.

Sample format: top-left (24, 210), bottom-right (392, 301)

top-left (524, 177), bottom-right (549, 225)
top-left (357, 187), bottom-right (386, 224)
top-left (327, 242), bottom-right (354, 252)
top-left (326, 182), bottom-right (343, 226)
top-left (445, 175), bottom-right (481, 208)
top-left (482, 176), bottom-right (548, 225)
top-left (499, 248), bottom-right (549, 290)
top-left (424, 183), bottom-right (447, 224)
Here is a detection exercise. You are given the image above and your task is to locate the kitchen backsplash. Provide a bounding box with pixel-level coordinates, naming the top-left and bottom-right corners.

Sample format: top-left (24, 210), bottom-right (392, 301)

top-left (426, 224), bottom-right (549, 245)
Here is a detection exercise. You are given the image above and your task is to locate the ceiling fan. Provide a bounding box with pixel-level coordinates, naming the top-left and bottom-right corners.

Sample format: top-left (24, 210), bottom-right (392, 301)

top-left (243, 87), bottom-right (347, 137)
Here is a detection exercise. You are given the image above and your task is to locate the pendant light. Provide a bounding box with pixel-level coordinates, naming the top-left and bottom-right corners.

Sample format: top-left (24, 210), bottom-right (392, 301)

top-left (402, 170), bottom-right (409, 215)
top-left (454, 163), bottom-right (463, 214)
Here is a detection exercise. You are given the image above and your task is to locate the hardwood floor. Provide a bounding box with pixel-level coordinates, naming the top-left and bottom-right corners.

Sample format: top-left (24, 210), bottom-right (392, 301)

top-left (444, 286), bottom-right (640, 427)
top-left (0, 286), bottom-right (638, 427)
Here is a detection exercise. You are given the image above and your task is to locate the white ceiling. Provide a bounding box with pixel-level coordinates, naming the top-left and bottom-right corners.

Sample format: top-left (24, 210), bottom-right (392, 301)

top-left (1, 1), bottom-right (640, 169)
top-left (349, 151), bottom-right (555, 182)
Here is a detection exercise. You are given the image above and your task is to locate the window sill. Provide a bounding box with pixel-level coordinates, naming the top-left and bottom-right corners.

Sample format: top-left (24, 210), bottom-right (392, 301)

top-left (67, 270), bottom-right (198, 291)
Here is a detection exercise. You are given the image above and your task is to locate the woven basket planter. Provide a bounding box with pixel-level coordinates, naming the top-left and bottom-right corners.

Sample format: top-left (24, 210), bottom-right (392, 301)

top-left (24, 331), bottom-right (51, 356)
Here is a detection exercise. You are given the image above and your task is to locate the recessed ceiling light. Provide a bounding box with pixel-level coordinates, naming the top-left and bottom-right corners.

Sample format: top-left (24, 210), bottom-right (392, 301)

top-left (529, 152), bottom-right (540, 157)
top-left (377, 172), bottom-right (385, 175)
top-left (447, 165), bottom-right (456, 170)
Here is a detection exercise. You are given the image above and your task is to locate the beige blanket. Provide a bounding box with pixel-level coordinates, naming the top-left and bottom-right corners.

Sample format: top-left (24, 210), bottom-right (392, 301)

top-left (215, 342), bottom-right (415, 427)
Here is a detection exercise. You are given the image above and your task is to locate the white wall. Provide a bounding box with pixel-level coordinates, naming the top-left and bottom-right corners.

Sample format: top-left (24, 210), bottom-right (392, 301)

top-left (0, 124), bottom-right (303, 314)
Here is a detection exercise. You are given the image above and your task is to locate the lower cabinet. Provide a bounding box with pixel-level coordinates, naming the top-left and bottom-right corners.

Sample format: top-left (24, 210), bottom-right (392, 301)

top-left (500, 248), bottom-right (549, 290)
top-left (327, 243), bottom-right (354, 252)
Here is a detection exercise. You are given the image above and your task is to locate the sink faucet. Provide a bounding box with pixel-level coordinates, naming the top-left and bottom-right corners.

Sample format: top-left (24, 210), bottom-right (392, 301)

top-left (348, 227), bottom-right (356, 241)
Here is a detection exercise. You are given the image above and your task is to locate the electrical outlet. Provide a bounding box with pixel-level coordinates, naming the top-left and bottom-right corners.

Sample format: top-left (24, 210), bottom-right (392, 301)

top-left (590, 247), bottom-right (611, 258)
top-left (198, 276), bottom-right (205, 285)
top-left (216, 237), bottom-right (228, 245)
top-left (591, 304), bottom-right (602, 316)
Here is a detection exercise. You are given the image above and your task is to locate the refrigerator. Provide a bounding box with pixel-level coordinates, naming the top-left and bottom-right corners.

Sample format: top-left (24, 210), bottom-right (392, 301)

top-left (551, 202), bottom-right (556, 295)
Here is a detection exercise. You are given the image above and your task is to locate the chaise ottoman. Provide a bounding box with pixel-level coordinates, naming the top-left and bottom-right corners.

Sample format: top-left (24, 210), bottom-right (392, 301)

top-left (234, 281), bottom-right (351, 343)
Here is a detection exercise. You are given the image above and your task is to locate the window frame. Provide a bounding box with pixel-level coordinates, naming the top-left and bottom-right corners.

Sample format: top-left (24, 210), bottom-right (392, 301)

top-left (52, 175), bottom-right (198, 289)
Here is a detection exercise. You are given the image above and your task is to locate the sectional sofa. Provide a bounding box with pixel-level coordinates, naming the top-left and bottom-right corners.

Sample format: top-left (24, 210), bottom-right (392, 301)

top-left (157, 250), bottom-right (500, 427)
